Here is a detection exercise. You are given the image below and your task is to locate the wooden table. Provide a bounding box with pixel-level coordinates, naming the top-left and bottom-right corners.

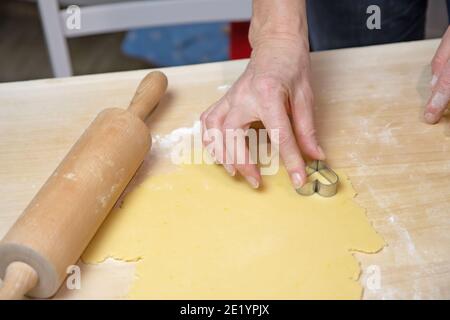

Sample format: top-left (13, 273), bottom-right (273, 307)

top-left (0, 39), bottom-right (449, 299)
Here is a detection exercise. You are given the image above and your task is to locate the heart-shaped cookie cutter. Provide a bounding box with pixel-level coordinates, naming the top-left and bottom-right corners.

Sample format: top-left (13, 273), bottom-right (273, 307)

top-left (296, 160), bottom-right (339, 197)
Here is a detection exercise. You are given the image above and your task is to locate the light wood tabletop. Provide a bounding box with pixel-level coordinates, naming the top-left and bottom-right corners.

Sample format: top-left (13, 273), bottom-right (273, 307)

top-left (0, 39), bottom-right (449, 299)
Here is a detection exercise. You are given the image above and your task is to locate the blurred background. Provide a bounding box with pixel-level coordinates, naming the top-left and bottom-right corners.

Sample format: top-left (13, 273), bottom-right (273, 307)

top-left (0, 0), bottom-right (448, 82)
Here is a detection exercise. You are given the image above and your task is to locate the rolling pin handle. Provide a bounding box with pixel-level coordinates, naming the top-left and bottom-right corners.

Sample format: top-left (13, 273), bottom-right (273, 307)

top-left (127, 71), bottom-right (168, 121)
top-left (0, 261), bottom-right (38, 300)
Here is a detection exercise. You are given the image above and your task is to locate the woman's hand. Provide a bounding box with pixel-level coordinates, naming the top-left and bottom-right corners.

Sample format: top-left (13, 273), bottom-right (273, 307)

top-left (200, 36), bottom-right (324, 190)
top-left (425, 26), bottom-right (450, 124)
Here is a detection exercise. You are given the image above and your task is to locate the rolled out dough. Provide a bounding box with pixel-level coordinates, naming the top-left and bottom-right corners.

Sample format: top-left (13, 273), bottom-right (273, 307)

top-left (82, 163), bottom-right (384, 299)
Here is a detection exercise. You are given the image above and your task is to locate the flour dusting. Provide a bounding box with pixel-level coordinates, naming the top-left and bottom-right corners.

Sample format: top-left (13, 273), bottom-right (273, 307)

top-left (152, 121), bottom-right (201, 153)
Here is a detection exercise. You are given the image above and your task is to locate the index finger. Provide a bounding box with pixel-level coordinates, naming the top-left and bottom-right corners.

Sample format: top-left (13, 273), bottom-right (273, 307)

top-left (262, 104), bottom-right (307, 190)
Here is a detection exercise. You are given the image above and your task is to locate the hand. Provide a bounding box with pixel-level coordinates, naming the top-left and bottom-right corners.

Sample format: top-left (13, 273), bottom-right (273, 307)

top-left (425, 26), bottom-right (450, 124)
top-left (200, 37), bottom-right (325, 190)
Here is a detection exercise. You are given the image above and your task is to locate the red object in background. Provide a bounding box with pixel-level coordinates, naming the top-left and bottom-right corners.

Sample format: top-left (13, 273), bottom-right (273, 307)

top-left (230, 22), bottom-right (251, 59)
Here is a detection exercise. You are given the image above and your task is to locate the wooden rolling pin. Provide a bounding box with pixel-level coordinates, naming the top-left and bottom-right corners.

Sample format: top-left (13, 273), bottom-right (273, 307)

top-left (0, 71), bottom-right (168, 299)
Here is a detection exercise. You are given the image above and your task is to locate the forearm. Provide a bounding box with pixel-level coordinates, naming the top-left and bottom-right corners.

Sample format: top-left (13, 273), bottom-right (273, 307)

top-left (249, 0), bottom-right (308, 49)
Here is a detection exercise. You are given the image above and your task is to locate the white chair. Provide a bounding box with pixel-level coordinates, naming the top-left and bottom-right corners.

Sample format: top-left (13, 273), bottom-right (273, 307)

top-left (37, 0), bottom-right (252, 77)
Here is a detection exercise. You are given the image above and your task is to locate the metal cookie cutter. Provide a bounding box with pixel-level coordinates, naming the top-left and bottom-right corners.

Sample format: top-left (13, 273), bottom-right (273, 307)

top-left (296, 160), bottom-right (339, 197)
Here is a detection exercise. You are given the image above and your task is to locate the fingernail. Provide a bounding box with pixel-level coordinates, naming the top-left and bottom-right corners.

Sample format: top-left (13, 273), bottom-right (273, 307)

top-left (291, 172), bottom-right (304, 189)
top-left (424, 112), bottom-right (437, 124)
top-left (224, 164), bottom-right (236, 176)
top-left (431, 92), bottom-right (446, 109)
top-left (431, 74), bottom-right (438, 87)
top-left (317, 146), bottom-right (326, 159)
top-left (245, 176), bottom-right (259, 189)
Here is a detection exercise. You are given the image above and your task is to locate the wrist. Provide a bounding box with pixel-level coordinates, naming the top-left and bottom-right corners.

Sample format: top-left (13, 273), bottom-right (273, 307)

top-left (249, 0), bottom-right (308, 50)
top-left (249, 31), bottom-right (309, 52)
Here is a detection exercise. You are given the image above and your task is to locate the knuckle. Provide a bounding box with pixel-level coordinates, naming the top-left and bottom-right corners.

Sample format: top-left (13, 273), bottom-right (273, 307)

top-left (300, 80), bottom-right (313, 95)
top-left (432, 55), bottom-right (447, 73)
top-left (295, 86), bottom-right (314, 108)
top-left (300, 125), bottom-right (316, 139)
top-left (222, 119), bottom-right (236, 131)
top-left (253, 76), bottom-right (284, 98)
top-left (204, 114), bottom-right (219, 129)
top-left (277, 128), bottom-right (294, 147)
top-left (303, 85), bottom-right (314, 104)
top-left (437, 72), bottom-right (450, 90)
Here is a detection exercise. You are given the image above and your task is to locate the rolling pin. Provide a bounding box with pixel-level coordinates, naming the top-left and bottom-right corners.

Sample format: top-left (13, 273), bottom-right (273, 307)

top-left (0, 71), bottom-right (168, 299)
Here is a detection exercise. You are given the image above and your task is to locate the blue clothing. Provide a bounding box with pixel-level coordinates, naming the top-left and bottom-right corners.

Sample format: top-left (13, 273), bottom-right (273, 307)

top-left (122, 23), bottom-right (229, 66)
top-left (307, 0), bottom-right (429, 51)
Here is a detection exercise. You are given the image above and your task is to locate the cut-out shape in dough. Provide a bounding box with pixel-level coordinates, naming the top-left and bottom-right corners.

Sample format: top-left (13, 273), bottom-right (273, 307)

top-left (83, 164), bottom-right (384, 299)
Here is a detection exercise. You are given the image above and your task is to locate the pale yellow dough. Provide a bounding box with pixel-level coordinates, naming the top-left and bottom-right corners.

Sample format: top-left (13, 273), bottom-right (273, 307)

top-left (83, 164), bottom-right (384, 299)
